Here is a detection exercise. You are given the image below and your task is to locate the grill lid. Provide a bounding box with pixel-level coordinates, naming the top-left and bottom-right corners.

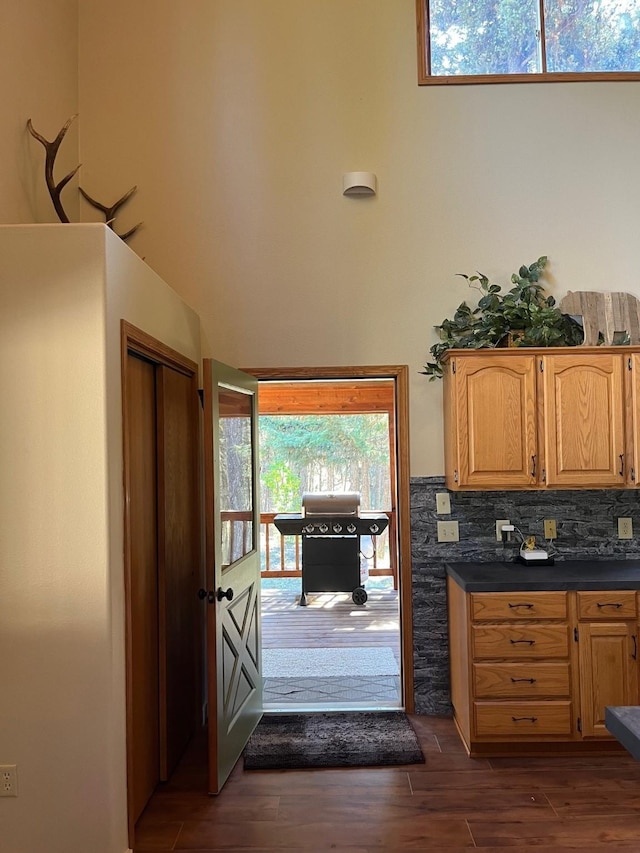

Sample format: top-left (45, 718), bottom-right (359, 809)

top-left (302, 491), bottom-right (360, 516)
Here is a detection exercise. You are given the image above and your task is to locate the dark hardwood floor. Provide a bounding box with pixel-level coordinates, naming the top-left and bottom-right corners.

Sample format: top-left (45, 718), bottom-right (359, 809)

top-left (134, 715), bottom-right (640, 851)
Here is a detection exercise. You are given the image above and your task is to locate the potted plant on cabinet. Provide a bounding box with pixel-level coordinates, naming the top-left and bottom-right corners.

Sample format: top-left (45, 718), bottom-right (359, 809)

top-left (422, 256), bottom-right (584, 380)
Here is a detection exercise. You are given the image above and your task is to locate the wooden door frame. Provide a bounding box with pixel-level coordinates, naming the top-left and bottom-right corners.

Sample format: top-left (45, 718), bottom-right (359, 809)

top-left (242, 364), bottom-right (414, 713)
top-left (121, 321), bottom-right (201, 844)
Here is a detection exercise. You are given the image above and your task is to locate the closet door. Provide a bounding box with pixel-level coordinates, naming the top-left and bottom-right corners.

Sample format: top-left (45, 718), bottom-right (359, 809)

top-left (157, 365), bottom-right (200, 778)
top-left (126, 352), bottom-right (160, 823)
top-left (123, 323), bottom-right (201, 836)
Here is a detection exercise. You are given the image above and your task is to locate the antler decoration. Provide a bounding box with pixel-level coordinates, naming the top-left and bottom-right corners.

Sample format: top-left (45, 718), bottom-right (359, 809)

top-left (26, 114), bottom-right (80, 223)
top-left (79, 186), bottom-right (143, 241)
top-left (27, 114), bottom-right (142, 241)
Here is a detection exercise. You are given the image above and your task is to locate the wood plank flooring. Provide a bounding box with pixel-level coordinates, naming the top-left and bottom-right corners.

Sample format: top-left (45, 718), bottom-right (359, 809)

top-left (261, 587), bottom-right (400, 658)
top-left (134, 715), bottom-right (640, 851)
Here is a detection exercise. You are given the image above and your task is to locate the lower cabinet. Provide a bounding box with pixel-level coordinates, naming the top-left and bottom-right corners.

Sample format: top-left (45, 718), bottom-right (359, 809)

top-left (576, 591), bottom-right (638, 738)
top-left (447, 579), bottom-right (639, 755)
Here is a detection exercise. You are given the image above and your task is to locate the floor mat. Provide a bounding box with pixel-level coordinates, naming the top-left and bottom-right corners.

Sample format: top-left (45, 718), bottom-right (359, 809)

top-left (262, 645), bottom-right (399, 678)
top-left (263, 674), bottom-right (400, 705)
top-left (243, 710), bottom-right (424, 770)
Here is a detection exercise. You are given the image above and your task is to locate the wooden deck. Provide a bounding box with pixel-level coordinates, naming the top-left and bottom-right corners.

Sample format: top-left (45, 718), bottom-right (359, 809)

top-left (261, 585), bottom-right (401, 661)
top-left (260, 583), bottom-right (402, 708)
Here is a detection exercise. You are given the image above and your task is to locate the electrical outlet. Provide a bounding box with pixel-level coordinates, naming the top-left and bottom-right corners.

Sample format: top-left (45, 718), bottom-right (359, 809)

top-left (436, 492), bottom-right (451, 515)
top-left (618, 517), bottom-right (633, 540)
top-left (0, 765), bottom-right (17, 797)
top-left (437, 520), bottom-right (459, 542)
top-left (544, 519), bottom-right (557, 540)
top-left (496, 519), bottom-right (510, 542)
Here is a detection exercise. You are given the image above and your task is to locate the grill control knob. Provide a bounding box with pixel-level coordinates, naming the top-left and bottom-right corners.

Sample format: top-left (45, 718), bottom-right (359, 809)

top-left (369, 523), bottom-right (380, 534)
top-left (319, 523), bottom-right (329, 533)
top-left (332, 523), bottom-right (342, 533)
top-left (303, 523), bottom-right (315, 534)
top-left (346, 523), bottom-right (357, 534)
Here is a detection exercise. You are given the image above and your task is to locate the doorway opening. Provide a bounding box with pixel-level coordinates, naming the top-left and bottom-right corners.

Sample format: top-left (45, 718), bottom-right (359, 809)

top-left (244, 365), bottom-right (414, 714)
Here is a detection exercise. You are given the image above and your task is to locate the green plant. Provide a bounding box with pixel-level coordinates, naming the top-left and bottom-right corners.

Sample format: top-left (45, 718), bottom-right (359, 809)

top-left (422, 256), bottom-right (584, 380)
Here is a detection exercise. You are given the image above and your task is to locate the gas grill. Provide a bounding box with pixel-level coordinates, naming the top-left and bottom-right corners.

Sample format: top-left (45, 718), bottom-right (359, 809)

top-left (273, 492), bottom-right (389, 606)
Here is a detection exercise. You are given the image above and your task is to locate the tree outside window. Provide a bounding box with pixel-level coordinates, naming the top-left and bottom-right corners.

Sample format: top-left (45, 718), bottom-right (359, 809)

top-left (419, 0), bottom-right (640, 83)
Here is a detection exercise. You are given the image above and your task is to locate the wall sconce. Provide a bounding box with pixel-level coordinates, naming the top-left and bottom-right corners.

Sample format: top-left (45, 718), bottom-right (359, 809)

top-left (343, 172), bottom-right (377, 197)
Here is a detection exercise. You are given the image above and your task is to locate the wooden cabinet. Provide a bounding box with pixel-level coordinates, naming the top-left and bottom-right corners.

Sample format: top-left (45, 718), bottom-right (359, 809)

top-left (628, 353), bottom-right (640, 485)
top-left (447, 578), bottom-right (640, 756)
top-left (443, 347), bottom-right (633, 490)
top-left (443, 354), bottom-right (537, 489)
top-left (542, 353), bottom-right (626, 487)
top-left (576, 591), bottom-right (638, 738)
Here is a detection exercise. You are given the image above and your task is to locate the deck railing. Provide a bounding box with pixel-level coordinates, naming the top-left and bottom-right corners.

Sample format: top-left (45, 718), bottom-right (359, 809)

top-left (219, 511), bottom-right (397, 588)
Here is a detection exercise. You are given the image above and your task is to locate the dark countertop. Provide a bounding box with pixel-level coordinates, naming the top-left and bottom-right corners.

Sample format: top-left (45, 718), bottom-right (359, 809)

top-left (446, 560), bottom-right (640, 592)
top-left (606, 707), bottom-right (640, 761)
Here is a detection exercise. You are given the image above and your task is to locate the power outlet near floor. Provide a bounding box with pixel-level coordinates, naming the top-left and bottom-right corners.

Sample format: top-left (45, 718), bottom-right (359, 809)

top-left (0, 765), bottom-right (17, 797)
top-left (618, 517), bottom-right (634, 540)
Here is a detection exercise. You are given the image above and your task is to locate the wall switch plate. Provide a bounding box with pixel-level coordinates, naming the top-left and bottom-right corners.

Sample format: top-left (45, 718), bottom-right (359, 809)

top-left (618, 517), bottom-right (633, 540)
top-left (437, 520), bottom-right (459, 542)
top-left (496, 519), bottom-right (510, 542)
top-left (544, 519), bottom-right (557, 540)
top-left (436, 492), bottom-right (451, 515)
top-left (0, 765), bottom-right (17, 797)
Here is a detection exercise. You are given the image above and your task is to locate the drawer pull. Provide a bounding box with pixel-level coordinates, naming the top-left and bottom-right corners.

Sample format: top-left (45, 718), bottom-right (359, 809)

top-left (508, 602), bottom-right (534, 609)
top-left (510, 677), bottom-right (537, 683)
top-left (596, 602), bottom-right (622, 608)
top-left (511, 716), bottom-right (538, 723)
top-left (510, 639), bottom-right (536, 645)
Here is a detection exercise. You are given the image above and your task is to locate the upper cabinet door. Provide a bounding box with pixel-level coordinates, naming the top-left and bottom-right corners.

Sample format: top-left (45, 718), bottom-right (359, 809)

top-left (628, 354), bottom-right (640, 487)
top-left (452, 354), bottom-right (538, 488)
top-left (542, 354), bottom-right (626, 487)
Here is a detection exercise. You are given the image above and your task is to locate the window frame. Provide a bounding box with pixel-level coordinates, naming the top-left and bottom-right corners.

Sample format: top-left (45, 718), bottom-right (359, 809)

top-left (416, 0), bottom-right (640, 85)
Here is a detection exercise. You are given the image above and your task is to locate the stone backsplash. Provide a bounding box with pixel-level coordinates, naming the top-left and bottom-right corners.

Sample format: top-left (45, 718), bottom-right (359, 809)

top-left (410, 476), bottom-right (640, 715)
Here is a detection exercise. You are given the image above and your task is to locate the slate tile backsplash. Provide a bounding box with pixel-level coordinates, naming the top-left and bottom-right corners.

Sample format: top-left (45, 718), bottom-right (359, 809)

top-left (410, 476), bottom-right (640, 715)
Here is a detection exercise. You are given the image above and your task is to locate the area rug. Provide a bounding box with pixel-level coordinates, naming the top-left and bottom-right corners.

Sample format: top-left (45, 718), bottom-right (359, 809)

top-left (243, 711), bottom-right (424, 770)
top-left (262, 646), bottom-right (399, 678)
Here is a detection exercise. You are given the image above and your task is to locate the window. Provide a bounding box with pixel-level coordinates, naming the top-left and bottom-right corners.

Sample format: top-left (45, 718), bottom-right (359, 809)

top-left (417, 0), bottom-right (640, 84)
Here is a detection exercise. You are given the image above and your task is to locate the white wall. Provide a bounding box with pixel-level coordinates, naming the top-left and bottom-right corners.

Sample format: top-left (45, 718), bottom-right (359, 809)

top-left (77, 0), bottom-right (640, 475)
top-left (0, 0), bottom-right (79, 224)
top-left (0, 224), bottom-right (201, 853)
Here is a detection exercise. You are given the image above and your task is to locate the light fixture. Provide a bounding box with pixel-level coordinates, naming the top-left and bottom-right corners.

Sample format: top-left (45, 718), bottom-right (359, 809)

top-left (342, 172), bottom-right (377, 196)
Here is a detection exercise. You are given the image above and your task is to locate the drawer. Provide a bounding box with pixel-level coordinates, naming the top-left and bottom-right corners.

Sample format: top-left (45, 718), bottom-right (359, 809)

top-left (472, 623), bottom-right (569, 659)
top-left (473, 662), bottom-right (570, 699)
top-left (471, 591), bottom-right (567, 621)
top-left (474, 701), bottom-right (573, 737)
top-left (577, 591), bottom-right (636, 621)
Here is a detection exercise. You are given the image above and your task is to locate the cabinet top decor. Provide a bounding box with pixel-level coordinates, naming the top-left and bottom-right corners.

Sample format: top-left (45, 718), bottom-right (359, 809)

top-left (424, 256), bottom-right (598, 380)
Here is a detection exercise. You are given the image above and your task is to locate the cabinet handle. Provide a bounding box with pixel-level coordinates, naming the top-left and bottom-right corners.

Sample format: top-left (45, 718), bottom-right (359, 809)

top-left (620, 454), bottom-right (625, 476)
top-left (510, 677), bottom-right (537, 684)
top-left (512, 716), bottom-right (538, 723)
top-left (531, 455), bottom-right (536, 477)
top-left (633, 635), bottom-right (638, 661)
top-left (597, 602), bottom-right (622, 608)
top-left (510, 639), bottom-right (536, 645)
top-left (508, 602), bottom-right (534, 609)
